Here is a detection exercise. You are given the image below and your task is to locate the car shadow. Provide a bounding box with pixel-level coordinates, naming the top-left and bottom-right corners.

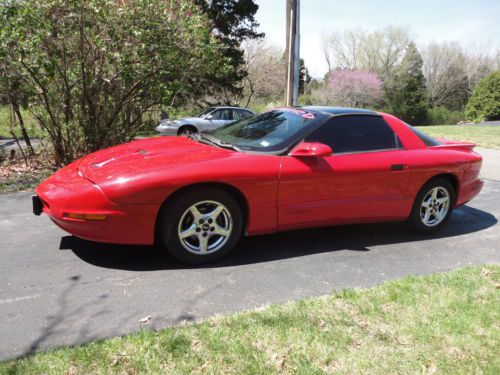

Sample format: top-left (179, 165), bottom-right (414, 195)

top-left (62, 205), bottom-right (497, 271)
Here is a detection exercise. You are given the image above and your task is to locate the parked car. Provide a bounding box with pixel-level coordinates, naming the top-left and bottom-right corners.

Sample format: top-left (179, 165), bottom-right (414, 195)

top-left (156, 106), bottom-right (254, 136)
top-left (33, 106), bottom-right (483, 264)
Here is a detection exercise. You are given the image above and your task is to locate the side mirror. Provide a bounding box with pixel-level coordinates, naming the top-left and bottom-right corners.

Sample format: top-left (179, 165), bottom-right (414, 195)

top-left (289, 142), bottom-right (333, 157)
top-left (205, 114), bottom-right (213, 120)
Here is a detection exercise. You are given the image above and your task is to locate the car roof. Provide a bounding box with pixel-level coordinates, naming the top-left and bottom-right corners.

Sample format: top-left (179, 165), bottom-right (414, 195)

top-left (212, 106), bottom-right (253, 112)
top-left (302, 106), bottom-right (377, 116)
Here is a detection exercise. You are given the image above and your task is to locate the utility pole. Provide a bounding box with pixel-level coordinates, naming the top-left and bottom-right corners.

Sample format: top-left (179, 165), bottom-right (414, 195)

top-left (284, 0), bottom-right (300, 107)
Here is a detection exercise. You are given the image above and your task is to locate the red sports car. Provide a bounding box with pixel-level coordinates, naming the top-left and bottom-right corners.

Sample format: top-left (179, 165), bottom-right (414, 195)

top-left (33, 107), bottom-right (483, 264)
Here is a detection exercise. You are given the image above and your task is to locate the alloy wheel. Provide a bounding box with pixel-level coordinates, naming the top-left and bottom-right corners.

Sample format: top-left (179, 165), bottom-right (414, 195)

top-left (177, 200), bottom-right (233, 255)
top-left (420, 186), bottom-right (450, 227)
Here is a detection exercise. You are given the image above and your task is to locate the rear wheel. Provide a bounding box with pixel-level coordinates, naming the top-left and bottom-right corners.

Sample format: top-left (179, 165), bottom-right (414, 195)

top-left (409, 178), bottom-right (455, 233)
top-left (159, 188), bottom-right (243, 264)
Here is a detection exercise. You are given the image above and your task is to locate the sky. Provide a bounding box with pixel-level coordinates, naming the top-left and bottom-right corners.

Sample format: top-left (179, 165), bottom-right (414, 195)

top-left (254, 0), bottom-right (500, 78)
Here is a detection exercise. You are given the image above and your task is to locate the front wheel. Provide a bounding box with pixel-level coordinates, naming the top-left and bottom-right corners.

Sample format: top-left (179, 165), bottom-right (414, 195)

top-left (159, 188), bottom-right (243, 264)
top-left (409, 178), bottom-right (455, 233)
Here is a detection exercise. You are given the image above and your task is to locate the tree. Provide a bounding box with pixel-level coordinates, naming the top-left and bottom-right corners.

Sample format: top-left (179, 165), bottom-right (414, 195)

top-left (422, 42), bottom-right (495, 110)
top-left (1, 0), bottom-right (229, 165)
top-left (240, 39), bottom-right (285, 107)
top-left (0, 3), bottom-right (34, 156)
top-left (299, 59), bottom-right (311, 95)
top-left (194, 0), bottom-right (263, 103)
top-left (0, 63), bottom-right (34, 156)
top-left (385, 42), bottom-right (427, 124)
top-left (421, 42), bottom-right (469, 110)
top-left (328, 69), bottom-right (383, 107)
top-left (321, 26), bottom-right (410, 81)
top-left (466, 71), bottom-right (500, 122)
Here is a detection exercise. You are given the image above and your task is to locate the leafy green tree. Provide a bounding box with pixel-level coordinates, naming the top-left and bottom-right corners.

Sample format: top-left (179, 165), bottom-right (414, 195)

top-left (194, 0), bottom-right (263, 103)
top-left (1, 0), bottom-right (229, 165)
top-left (385, 42), bottom-right (428, 124)
top-left (466, 71), bottom-right (500, 122)
top-left (299, 59), bottom-right (311, 95)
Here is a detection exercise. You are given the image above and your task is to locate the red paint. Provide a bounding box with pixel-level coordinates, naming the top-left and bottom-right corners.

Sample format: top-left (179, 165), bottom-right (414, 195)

top-left (35, 113), bottom-right (483, 245)
top-left (289, 142), bottom-right (333, 157)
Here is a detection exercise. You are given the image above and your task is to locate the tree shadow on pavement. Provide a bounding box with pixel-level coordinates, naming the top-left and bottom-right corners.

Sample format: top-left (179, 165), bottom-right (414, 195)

top-left (62, 205), bottom-right (497, 271)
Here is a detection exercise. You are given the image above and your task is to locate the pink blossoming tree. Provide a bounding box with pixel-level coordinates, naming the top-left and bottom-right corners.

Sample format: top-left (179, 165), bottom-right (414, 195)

top-left (329, 69), bottom-right (383, 108)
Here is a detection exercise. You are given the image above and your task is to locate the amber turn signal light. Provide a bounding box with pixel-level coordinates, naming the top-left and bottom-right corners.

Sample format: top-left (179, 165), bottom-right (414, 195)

top-left (63, 213), bottom-right (107, 221)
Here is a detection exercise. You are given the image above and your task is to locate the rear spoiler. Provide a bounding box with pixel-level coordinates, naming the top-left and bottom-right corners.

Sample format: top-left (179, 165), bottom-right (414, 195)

top-left (434, 138), bottom-right (476, 151)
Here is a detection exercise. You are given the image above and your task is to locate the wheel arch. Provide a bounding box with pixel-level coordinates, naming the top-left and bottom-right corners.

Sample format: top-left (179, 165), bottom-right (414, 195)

top-left (419, 173), bottom-right (459, 204)
top-left (177, 125), bottom-right (197, 135)
top-left (154, 182), bottom-right (250, 243)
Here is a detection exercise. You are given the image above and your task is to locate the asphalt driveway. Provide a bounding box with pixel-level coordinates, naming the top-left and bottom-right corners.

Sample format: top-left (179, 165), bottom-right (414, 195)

top-left (1, 155), bottom-right (499, 361)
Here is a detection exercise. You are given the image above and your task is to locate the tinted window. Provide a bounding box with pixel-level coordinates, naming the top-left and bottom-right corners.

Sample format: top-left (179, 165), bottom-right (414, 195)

top-left (198, 107), bottom-right (215, 117)
top-left (211, 109), bottom-right (233, 120)
top-left (305, 115), bottom-right (400, 154)
top-left (405, 123), bottom-right (442, 146)
top-left (233, 110), bottom-right (253, 120)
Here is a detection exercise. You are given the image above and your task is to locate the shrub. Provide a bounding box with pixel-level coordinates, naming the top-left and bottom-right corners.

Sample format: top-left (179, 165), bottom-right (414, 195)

top-left (466, 71), bottom-right (500, 122)
top-left (425, 107), bottom-right (465, 125)
top-left (1, 0), bottom-right (230, 165)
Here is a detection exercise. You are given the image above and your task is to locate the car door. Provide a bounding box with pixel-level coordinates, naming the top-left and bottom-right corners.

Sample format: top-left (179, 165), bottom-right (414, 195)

top-left (204, 109), bottom-right (233, 131)
top-left (278, 114), bottom-right (410, 230)
top-left (233, 109), bottom-right (253, 121)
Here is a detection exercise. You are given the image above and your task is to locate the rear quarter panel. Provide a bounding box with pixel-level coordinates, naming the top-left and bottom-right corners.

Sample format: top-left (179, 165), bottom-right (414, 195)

top-left (400, 148), bottom-right (482, 216)
top-left (381, 113), bottom-right (483, 215)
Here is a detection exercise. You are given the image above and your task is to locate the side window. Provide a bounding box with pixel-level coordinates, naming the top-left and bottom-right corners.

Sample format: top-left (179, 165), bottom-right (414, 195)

top-left (406, 123), bottom-right (441, 146)
top-left (305, 115), bottom-right (400, 154)
top-left (233, 110), bottom-right (252, 120)
top-left (211, 109), bottom-right (233, 120)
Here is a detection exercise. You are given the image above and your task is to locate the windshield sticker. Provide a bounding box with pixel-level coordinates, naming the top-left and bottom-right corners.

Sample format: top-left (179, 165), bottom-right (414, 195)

top-left (277, 108), bottom-right (315, 120)
top-left (260, 140), bottom-right (270, 147)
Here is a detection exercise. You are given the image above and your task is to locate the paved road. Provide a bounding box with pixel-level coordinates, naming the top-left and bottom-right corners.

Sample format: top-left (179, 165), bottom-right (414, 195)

top-left (477, 148), bottom-right (500, 181)
top-left (1, 161), bottom-right (499, 361)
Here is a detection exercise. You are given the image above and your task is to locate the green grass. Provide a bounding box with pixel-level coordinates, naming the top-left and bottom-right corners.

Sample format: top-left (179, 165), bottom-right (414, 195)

top-left (1, 266), bottom-right (498, 374)
top-left (419, 125), bottom-right (500, 150)
top-left (0, 106), bottom-right (44, 139)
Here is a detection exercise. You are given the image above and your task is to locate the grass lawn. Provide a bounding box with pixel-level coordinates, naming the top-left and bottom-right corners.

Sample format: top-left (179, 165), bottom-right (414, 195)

top-left (419, 125), bottom-right (500, 150)
top-left (0, 106), bottom-right (44, 140)
top-left (1, 266), bottom-right (498, 374)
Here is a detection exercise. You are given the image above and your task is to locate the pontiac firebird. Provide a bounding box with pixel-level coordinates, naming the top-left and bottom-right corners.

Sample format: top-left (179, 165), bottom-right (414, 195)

top-left (33, 106), bottom-right (483, 264)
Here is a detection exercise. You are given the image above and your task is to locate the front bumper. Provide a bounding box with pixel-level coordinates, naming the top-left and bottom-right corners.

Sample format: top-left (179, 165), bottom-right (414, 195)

top-left (155, 124), bottom-right (178, 136)
top-left (34, 164), bottom-right (157, 245)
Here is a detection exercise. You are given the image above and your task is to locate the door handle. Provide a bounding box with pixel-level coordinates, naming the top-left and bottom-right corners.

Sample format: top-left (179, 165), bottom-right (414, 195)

top-left (390, 164), bottom-right (406, 171)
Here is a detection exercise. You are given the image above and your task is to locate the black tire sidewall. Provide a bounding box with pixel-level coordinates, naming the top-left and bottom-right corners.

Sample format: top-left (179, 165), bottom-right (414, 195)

top-left (179, 127), bottom-right (195, 136)
top-left (410, 178), bottom-right (455, 233)
top-left (159, 188), bottom-right (243, 264)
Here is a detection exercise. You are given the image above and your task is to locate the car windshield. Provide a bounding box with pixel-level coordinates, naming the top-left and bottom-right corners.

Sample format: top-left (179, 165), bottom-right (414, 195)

top-left (206, 109), bottom-right (326, 153)
top-left (197, 107), bottom-right (215, 117)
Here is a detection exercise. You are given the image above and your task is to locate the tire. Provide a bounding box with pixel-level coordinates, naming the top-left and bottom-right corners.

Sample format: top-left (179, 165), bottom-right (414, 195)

top-left (178, 126), bottom-right (196, 137)
top-left (159, 188), bottom-right (243, 264)
top-left (409, 177), bottom-right (455, 233)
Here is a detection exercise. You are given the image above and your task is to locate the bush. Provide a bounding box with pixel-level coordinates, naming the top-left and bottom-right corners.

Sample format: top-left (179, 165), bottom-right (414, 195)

top-left (1, 0), bottom-right (230, 165)
top-left (466, 71), bottom-right (500, 122)
top-left (425, 107), bottom-right (465, 125)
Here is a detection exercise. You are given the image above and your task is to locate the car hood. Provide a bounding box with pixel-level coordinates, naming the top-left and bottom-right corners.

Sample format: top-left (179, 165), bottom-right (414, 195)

top-left (78, 136), bottom-right (233, 185)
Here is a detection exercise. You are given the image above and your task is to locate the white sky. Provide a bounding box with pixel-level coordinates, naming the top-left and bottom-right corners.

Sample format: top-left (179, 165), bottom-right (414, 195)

top-left (254, 0), bottom-right (500, 78)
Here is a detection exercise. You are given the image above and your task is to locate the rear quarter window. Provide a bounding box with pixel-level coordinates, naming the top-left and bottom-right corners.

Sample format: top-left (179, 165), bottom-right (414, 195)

top-left (405, 123), bottom-right (442, 146)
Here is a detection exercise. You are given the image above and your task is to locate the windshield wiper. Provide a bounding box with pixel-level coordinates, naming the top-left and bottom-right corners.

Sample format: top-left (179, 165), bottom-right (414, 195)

top-left (193, 133), bottom-right (242, 152)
